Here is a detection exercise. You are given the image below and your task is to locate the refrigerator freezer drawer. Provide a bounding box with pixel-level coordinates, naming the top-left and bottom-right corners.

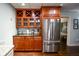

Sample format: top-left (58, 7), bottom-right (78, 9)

top-left (43, 42), bottom-right (60, 52)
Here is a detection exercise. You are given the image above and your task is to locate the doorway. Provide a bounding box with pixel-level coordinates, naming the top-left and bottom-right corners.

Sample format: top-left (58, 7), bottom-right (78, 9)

top-left (60, 17), bottom-right (69, 47)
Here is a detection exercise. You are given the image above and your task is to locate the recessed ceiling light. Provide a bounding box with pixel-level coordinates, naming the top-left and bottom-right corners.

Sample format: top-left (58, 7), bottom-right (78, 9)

top-left (60, 3), bottom-right (63, 6)
top-left (21, 3), bottom-right (25, 6)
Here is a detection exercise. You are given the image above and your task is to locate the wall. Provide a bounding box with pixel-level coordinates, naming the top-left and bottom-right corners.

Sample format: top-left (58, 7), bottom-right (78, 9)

top-left (0, 3), bottom-right (17, 45)
top-left (62, 11), bottom-right (79, 46)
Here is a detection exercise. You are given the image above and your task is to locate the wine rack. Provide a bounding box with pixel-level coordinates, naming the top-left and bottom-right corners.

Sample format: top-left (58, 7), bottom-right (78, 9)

top-left (34, 9), bottom-right (40, 17)
top-left (16, 10), bottom-right (23, 17)
top-left (25, 10), bottom-right (32, 17)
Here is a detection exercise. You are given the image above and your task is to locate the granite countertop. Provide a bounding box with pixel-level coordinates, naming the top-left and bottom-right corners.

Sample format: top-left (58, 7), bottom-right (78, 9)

top-left (14, 35), bottom-right (41, 37)
top-left (0, 45), bottom-right (14, 56)
top-left (15, 35), bottom-right (34, 36)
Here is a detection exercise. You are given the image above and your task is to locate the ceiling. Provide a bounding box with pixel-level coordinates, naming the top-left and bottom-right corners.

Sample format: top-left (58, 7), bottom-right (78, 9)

top-left (11, 3), bottom-right (61, 8)
top-left (11, 3), bottom-right (79, 12)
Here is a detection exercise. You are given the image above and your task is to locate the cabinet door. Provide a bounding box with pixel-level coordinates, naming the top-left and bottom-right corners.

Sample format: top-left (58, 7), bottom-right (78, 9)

top-left (49, 8), bottom-right (61, 17)
top-left (29, 18), bottom-right (35, 28)
top-left (29, 37), bottom-right (34, 51)
top-left (13, 36), bottom-right (25, 51)
top-left (41, 6), bottom-right (61, 17)
top-left (35, 18), bottom-right (41, 27)
top-left (42, 8), bottom-right (49, 17)
top-left (34, 37), bottom-right (42, 51)
top-left (24, 37), bottom-right (34, 51)
top-left (23, 18), bottom-right (28, 28)
top-left (16, 18), bottom-right (23, 28)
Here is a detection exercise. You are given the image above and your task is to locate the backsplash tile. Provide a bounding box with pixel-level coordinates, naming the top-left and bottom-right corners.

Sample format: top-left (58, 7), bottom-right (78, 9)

top-left (17, 28), bottom-right (41, 36)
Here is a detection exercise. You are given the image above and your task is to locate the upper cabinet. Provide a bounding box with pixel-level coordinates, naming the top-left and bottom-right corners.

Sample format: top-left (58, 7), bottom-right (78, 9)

top-left (16, 6), bottom-right (61, 28)
top-left (41, 6), bottom-right (61, 18)
top-left (16, 9), bottom-right (41, 28)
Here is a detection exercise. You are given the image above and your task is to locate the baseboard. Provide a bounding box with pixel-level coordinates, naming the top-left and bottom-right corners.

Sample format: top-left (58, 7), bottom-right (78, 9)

top-left (67, 43), bottom-right (79, 46)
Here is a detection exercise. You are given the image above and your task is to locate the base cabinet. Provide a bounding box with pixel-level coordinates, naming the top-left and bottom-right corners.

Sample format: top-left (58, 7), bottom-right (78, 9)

top-left (13, 36), bottom-right (42, 51)
top-left (24, 37), bottom-right (34, 51)
top-left (34, 37), bottom-right (42, 51)
top-left (13, 36), bottom-right (25, 51)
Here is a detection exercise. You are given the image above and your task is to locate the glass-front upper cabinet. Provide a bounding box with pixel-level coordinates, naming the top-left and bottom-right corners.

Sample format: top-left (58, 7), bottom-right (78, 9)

top-left (16, 18), bottom-right (22, 28)
top-left (23, 18), bottom-right (28, 27)
top-left (35, 18), bottom-right (40, 27)
top-left (29, 18), bottom-right (35, 27)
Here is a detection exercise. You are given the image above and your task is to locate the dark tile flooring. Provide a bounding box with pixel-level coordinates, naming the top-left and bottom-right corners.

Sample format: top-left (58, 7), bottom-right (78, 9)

top-left (14, 38), bottom-right (79, 56)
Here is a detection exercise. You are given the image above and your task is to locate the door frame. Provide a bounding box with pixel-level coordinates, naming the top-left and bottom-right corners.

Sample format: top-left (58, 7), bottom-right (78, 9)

top-left (61, 16), bottom-right (70, 46)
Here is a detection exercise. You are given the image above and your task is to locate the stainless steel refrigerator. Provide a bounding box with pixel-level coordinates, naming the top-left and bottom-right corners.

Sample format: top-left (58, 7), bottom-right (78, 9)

top-left (42, 19), bottom-right (60, 52)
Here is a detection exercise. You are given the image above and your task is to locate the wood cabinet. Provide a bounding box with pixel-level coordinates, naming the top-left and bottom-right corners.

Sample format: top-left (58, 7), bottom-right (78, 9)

top-left (16, 9), bottom-right (41, 28)
top-left (16, 18), bottom-right (23, 28)
top-left (41, 6), bottom-right (61, 18)
top-left (15, 6), bottom-right (61, 52)
top-left (13, 36), bottom-right (25, 51)
top-left (24, 37), bottom-right (34, 51)
top-left (13, 36), bottom-right (42, 51)
top-left (34, 37), bottom-right (42, 51)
